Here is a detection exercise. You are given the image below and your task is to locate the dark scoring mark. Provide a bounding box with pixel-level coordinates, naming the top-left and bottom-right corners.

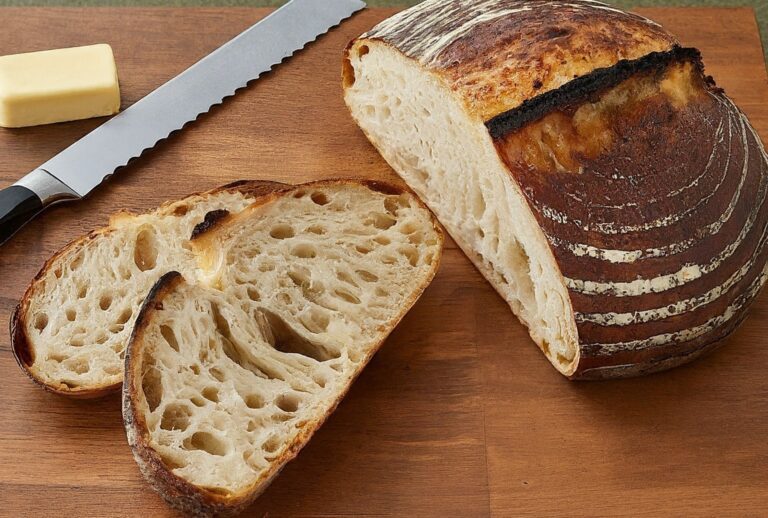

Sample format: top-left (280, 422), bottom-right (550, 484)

top-left (486, 46), bottom-right (709, 138)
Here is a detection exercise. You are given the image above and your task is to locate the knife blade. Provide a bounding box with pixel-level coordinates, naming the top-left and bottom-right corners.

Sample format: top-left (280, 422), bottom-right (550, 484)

top-left (0, 0), bottom-right (366, 245)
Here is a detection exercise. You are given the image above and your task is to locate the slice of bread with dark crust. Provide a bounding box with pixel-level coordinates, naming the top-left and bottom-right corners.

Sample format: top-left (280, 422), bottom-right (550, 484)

top-left (12, 180), bottom-right (287, 398)
top-left (123, 180), bottom-right (443, 516)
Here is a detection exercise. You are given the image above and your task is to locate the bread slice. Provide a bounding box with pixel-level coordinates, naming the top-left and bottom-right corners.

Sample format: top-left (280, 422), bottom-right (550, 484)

top-left (12, 180), bottom-right (287, 397)
top-left (123, 180), bottom-right (443, 516)
top-left (343, 0), bottom-right (768, 378)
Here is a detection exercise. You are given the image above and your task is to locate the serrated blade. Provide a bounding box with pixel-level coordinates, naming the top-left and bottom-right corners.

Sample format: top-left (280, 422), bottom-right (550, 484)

top-left (38, 0), bottom-right (366, 197)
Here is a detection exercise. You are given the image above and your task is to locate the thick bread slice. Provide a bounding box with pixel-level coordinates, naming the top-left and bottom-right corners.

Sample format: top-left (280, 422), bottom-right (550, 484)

top-left (123, 181), bottom-right (443, 516)
top-left (343, 0), bottom-right (768, 378)
top-left (12, 180), bottom-right (286, 397)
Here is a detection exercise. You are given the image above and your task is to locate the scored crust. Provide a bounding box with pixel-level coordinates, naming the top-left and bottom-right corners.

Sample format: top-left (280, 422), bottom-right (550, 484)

top-left (123, 180), bottom-right (443, 516)
top-left (343, 0), bottom-right (768, 378)
top-left (11, 180), bottom-right (288, 398)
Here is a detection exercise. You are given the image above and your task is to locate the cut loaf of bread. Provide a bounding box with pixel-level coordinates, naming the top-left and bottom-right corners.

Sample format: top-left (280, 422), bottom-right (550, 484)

top-left (12, 180), bottom-right (286, 397)
top-left (123, 181), bottom-right (442, 516)
top-left (343, 0), bottom-right (768, 378)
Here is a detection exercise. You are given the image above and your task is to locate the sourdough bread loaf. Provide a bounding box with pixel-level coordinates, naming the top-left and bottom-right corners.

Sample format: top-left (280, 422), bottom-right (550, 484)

top-left (123, 181), bottom-right (443, 516)
top-left (12, 181), bottom-right (287, 397)
top-left (342, 0), bottom-right (768, 378)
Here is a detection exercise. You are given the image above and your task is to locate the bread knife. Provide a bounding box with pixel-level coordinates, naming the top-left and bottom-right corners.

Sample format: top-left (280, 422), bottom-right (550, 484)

top-left (0, 0), bottom-right (366, 245)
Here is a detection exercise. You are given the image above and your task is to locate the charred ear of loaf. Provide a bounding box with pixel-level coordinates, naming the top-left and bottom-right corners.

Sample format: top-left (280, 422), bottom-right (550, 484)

top-left (343, 0), bottom-right (768, 378)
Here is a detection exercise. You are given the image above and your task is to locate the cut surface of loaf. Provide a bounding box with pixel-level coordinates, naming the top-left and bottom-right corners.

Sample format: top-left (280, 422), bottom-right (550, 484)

top-left (12, 181), bottom-right (286, 397)
top-left (343, 0), bottom-right (768, 378)
top-left (123, 181), bottom-right (443, 516)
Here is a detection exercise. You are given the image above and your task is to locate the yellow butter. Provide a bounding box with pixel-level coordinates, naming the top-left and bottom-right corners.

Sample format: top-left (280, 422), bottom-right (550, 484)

top-left (0, 44), bottom-right (120, 128)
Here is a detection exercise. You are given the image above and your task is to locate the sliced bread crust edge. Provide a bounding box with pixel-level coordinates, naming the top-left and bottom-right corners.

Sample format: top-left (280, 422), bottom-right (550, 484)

top-left (11, 180), bottom-right (288, 398)
top-left (122, 180), bottom-right (444, 516)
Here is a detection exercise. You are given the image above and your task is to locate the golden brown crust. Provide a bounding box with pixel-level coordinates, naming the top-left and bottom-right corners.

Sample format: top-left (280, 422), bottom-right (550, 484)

top-left (123, 180), bottom-right (443, 516)
top-left (361, 0), bottom-right (677, 121)
top-left (11, 180), bottom-right (288, 398)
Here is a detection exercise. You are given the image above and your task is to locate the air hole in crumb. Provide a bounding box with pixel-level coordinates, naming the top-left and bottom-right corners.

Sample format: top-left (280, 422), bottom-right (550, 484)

top-left (78, 285), bottom-right (88, 299)
top-left (336, 270), bottom-right (359, 288)
top-left (95, 333), bottom-right (108, 345)
top-left (116, 308), bottom-right (132, 325)
top-left (358, 44), bottom-right (369, 58)
top-left (306, 225), bottom-right (326, 235)
top-left (160, 404), bottom-right (192, 431)
top-left (381, 255), bottom-right (397, 265)
top-left (333, 289), bottom-right (361, 304)
top-left (293, 190), bottom-right (306, 198)
top-left (310, 192), bottom-right (329, 205)
top-left (103, 365), bottom-right (120, 375)
top-left (374, 235), bottom-right (391, 246)
top-left (160, 454), bottom-right (187, 470)
top-left (259, 261), bottom-right (275, 272)
top-left (273, 413), bottom-right (292, 423)
top-left (134, 226), bottom-right (159, 272)
top-left (313, 374), bottom-right (328, 388)
top-left (356, 244), bottom-right (372, 255)
top-left (245, 394), bottom-right (265, 409)
top-left (299, 308), bottom-right (330, 334)
top-left (99, 294), bottom-right (113, 311)
top-left (247, 287), bottom-right (260, 301)
top-left (398, 246), bottom-right (420, 267)
top-left (262, 435), bottom-right (280, 454)
top-left (291, 244), bottom-right (317, 259)
top-left (160, 325), bottom-right (179, 352)
top-left (69, 254), bottom-right (83, 271)
top-left (190, 396), bottom-right (205, 407)
top-left (141, 362), bottom-right (162, 412)
top-left (69, 337), bottom-right (85, 347)
top-left (54, 268), bottom-right (63, 279)
top-left (376, 287), bottom-right (389, 298)
top-left (184, 431), bottom-right (227, 456)
top-left (247, 421), bottom-right (258, 432)
top-left (173, 204), bottom-right (189, 216)
top-left (202, 386), bottom-right (219, 402)
top-left (276, 393), bottom-right (300, 413)
top-left (260, 309), bottom-right (337, 361)
top-left (384, 197), bottom-right (399, 215)
top-left (67, 358), bottom-right (89, 374)
top-left (270, 224), bottom-right (295, 240)
top-left (356, 270), bottom-right (378, 282)
top-left (33, 313), bottom-right (49, 332)
top-left (373, 213), bottom-right (396, 230)
top-left (209, 367), bottom-right (226, 382)
top-left (65, 309), bottom-right (76, 321)
top-left (399, 222), bottom-right (418, 234)
top-left (190, 364), bottom-right (200, 375)
top-left (408, 232), bottom-right (425, 245)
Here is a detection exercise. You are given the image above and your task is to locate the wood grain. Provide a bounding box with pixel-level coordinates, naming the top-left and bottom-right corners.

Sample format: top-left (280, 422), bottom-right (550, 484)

top-left (0, 7), bottom-right (766, 517)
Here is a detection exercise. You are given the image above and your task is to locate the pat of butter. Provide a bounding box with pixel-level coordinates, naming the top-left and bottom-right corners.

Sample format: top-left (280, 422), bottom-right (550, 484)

top-left (0, 44), bottom-right (120, 128)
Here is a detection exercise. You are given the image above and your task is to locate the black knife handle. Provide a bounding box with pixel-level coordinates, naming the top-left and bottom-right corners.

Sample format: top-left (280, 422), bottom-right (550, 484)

top-left (0, 185), bottom-right (43, 245)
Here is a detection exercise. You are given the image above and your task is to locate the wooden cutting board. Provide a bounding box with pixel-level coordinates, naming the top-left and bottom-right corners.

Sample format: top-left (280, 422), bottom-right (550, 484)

top-left (1, 7), bottom-right (766, 517)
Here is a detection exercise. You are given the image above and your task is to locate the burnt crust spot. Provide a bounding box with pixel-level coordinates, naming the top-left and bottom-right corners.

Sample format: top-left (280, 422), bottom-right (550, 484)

top-left (486, 46), bottom-right (705, 139)
top-left (191, 210), bottom-right (231, 240)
